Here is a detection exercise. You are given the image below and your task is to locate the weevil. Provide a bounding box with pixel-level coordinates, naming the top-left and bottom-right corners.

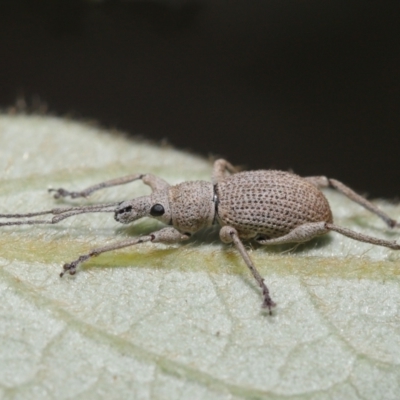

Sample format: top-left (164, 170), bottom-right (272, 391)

top-left (1, 159), bottom-right (399, 313)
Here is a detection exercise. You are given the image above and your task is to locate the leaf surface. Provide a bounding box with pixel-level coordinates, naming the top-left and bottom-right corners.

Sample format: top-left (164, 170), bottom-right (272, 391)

top-left (0, 115), bottom-right (399, 399)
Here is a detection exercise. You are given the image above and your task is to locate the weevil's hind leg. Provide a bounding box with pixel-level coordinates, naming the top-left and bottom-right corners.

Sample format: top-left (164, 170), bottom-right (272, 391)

top-left (305, 176), bottom-right (399, 228)
top-left (50, 173), bottom-right (170, 199)
top-left (0, 203), bottom-right (119, 226)
top-left (256, 222), bottom-right (329, 246)
top-left (61, 227), bottom-right (190, 276)
top-left (326, 223), bottom-right (400, 249)
top-left (255, 221), bottom-right (400, 250)
top-left (219, 226), bottom-right (276, 314)
top-left (212, 159), bottom-right (240, 184)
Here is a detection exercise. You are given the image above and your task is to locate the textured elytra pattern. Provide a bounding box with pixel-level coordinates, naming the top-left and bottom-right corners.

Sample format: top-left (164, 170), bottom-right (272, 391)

top-left (169, 181), bottom-right (214, 233)
top-left (216, 170), bottom-right (333, 239)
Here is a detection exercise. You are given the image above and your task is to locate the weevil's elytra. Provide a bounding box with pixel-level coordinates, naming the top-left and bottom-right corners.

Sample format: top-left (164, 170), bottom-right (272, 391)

top-left (0, 158), bottom-right (399, 314)
top-left (215, 170), bottom-right (333, 240)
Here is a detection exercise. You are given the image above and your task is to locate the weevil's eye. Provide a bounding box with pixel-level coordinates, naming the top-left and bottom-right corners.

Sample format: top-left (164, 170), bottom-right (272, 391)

top-left (150, 203), bottom-right (165, 216)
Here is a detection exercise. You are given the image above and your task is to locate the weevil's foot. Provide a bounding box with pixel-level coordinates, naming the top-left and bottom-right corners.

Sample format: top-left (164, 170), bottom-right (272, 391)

top-left (49, 188), bottom-right (86, 199)
top-left (387, 219), bottom-right (398, 228)
top-left (262, 297), bottom-right (276, 315)
top-left (60, 262), bottom-right (77, 277)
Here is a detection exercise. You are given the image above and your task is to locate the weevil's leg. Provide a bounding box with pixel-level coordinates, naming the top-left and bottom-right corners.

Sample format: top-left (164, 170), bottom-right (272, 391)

top-left (326, 223), bottom-right (400, 250)
top-left (0, 203), bottom-right (119, 226)
top-left (305, 176), bottom-right (399, 228)
top-left (256, 221), bottom-right (400, 250)
top-left (256, 222), bottom-right (329, 245)
top-left (60, 227), bottom-right (190, 276)
top-left (50, 173), bottom-right (170, 199)
top-left (219, 226), bottom-right (276, 314)
top-left (212, 159), bottom-right (240, 184)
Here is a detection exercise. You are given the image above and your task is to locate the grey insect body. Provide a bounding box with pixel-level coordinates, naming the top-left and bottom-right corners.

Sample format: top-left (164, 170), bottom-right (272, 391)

top-left (215, 170), bottom-right (333, 239)
top-left (1, 159), bottom-right (399, 314)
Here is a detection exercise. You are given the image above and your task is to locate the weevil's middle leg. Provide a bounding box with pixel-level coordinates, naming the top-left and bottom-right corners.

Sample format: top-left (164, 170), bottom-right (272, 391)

top-left (219, 225), bottom-right (276, 314)
top-left (50, 173), bottom-right (170, 199)
top-left (61, 227), bottom-right (190, 276)
top-left (212, 159), bottom-right (240, 184)
top-left (305, 176), bottom-right (399, 228)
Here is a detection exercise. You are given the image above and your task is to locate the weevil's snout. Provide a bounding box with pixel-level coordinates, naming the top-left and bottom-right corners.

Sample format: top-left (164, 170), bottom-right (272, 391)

top-left (114, 204), bottom-right (132, 223)
top-left (114, 197), bottom-right (151, 224)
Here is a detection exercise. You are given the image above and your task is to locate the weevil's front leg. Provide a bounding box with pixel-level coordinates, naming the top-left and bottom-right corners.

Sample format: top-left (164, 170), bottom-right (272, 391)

top-left (60, 227), bottom-right (190, 277)
top-left (0, 203), bottom-right (119, 226)
top-left (212, 159), bottom-right (240, 184)
top-left (50, 173), bottom-right (170, 199)
top-left (219, 226), bottom-right (276, 314)
top-left (305, 176), bottom-right (399, 228)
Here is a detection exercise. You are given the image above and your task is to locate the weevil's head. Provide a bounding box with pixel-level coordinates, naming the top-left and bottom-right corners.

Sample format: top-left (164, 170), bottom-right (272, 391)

top-left (114, 191), bottom-right (172, 225)
top-left (114, 181), bottom-right (215, 233)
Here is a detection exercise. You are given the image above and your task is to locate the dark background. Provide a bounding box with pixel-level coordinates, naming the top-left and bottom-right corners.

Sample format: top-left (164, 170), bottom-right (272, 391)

top-left (1, 0), bottom-right (399, 198)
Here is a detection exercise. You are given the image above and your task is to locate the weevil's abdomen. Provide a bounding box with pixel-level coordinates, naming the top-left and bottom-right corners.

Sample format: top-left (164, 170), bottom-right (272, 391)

top-left (215, 170), bottom-right (333, 239)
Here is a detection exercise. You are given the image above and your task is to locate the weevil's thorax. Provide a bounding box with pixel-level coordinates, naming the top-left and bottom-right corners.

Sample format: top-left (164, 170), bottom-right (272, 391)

top-left (168, 181), bottom-right (215, 234)
top-left (215, 170), bottom-right (333, 239)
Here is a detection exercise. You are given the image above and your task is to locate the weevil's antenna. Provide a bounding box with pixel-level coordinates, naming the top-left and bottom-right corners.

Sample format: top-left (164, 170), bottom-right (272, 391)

top-left (0, 202), bottom-right (120, 226)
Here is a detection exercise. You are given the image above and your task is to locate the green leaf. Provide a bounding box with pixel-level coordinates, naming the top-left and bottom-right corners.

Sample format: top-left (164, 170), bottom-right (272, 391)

top-left (0, 114), bottom-right (399, 399)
